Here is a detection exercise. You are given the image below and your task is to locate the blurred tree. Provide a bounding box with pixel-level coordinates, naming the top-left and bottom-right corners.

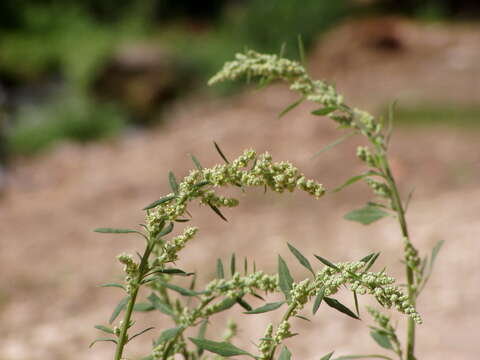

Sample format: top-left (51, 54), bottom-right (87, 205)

top-left (375, 0), bottom-right (480, 18)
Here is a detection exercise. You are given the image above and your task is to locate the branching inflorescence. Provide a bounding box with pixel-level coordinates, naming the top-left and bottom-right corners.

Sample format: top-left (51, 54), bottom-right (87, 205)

top-left (92, 50), bottom-right (442, 360)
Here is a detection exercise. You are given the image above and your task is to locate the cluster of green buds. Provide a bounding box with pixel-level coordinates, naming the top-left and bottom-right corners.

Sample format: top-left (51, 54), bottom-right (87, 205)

top-left (117, 253), bottom-right (139, 294)
top-left (156, 226), bottom-right (198, 263)
top-left (204, 271), bottom-right (279, 299)
top-left (367, 306), bottom-right (403, 357)
top-left (258, 324), bottom-right (274, 359)
top-left (356, 146), bottom-right (376, 168)
top-left (146, 149), bottom-right (325, 235)
top-left (273, 320), bottom-right (293, 344)
top-left (365, 178), bottom-right (391, 198)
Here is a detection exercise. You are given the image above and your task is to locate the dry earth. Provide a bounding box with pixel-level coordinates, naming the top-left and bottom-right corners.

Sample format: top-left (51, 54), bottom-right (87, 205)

top-left (1, 18), bottom-right (479, 360)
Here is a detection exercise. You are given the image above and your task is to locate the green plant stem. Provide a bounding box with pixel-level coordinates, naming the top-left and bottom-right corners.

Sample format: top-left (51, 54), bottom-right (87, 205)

top-left (114, 244), bottom-right (154, 360)
top-left (383, 164), bottom-right (416, 360)
top-left (267, 303), bottom-right (297, 360)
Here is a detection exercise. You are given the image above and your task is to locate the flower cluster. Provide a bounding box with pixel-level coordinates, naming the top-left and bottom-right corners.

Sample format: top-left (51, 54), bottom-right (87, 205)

top-left (209, 50), bottom-right (343, 108)
top-left (117, 253), bottom-right (138, 294)
top-left (146, 149), bottom-right (325, 235)
top-left (204, 271), bottom-right (279, 299)
top-left (156, 227), bottom-right (198, 263)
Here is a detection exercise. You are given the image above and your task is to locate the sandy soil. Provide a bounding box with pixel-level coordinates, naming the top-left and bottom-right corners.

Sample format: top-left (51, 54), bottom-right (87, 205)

top-left (0, 17), bottom-right (479, 360)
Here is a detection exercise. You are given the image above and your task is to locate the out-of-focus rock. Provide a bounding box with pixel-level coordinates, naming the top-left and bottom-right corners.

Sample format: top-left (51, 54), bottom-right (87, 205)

top-left (93, 43), bottom-right (192, 123)
top-left (309, 17), bottom-right (480, 109)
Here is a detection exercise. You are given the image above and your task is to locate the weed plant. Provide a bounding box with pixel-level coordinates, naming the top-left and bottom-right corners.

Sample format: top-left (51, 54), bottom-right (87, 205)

top-left (93, 50), bottom-right (443, 360)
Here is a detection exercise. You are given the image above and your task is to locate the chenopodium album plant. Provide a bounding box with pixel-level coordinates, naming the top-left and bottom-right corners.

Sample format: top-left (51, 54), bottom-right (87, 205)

top-left (93, 50), bottom-right (443, 360)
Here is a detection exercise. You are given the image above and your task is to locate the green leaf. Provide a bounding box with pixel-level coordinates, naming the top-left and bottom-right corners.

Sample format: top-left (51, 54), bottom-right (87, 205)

top-left (161, 281), bottom-right (202, 296)
top-left (216, 258), bottom-right (225, 279)
top-left (363, 252), bottom-right (381, 272)
top-left (109, 296), bottom-right (130, 324)
top-left (94, 228), bottom-right (140, 234)
top-left (344, 205), bottom-right (389, 225)
top-left (278, 255), bottom-right (294, 300)
top-left (230, 253), bottom-right (236, 276)
top-left (156, 222), bottom-right (174, 238)
top-left (314, 255), bottom-right (340, 271)
top-left (333, 171), bottom-right (381, 192)
top-left (370, 331), bottom-right (393, 350)
top-left (143, 194), bottom-right (176, 210)
top-left (278, 96), bottom-right (305, 118)
top-left (158, 268), bottom-right (193, 276)
top-left (353, 292), bottom-right (360, 317)
top-left (189, 338), bottom-right (254, 358)
top-left (295, 315), bottom-right (311, 321)
top-left (431, 239), bottom-right (445, 268)
top-left (168, 171), bottom-right (179, 194)
top-left (156, 326), bottom-right (183, 344)
top-left (99, 283), bottom-right (125, 290)
top-left (311, 106), bottom-right (337, 116)
top-left (213, 141), bottom-right (230, 164)
top-left (334, 354), bottom-right (393, 360)
top-left (197, 320), bottom-right (208, 356)
top-left (287, 242), bottom-right (315, 276)
top-left (359, 253), bottom-right (376, 263)
top-left (297, 34), bottom-right (306, 64)
top-left (133, 303), bottom-right (155, 312)
top-left (210, 297), bottom-right (237, 314)
top-left (236, 297), bottom-right (252, 311)
top-left (209, 203), bottom-right (228, 222)
top-left (94, 325), bottom-right (114, 334)
top-left (244, 301), bottom-right (285, 314)
top-left (312, 286), bottom-right (325, 314)
top-left (320, 351), bottom-right (334, 360)
top-left (279, 346), bottom-right (292, 360)
top-left (147, 293), bottom-right (174, 316)
top-left (190, 154), bottom-right (203, 170)
top-left (89, 338), bottom-right (117, 348)
top-left (129, 327), bottom-right (155, 343)
top-left (311, 131), bottom-right (356, 158)
top-left (324, 297), bottom-right (360, 320)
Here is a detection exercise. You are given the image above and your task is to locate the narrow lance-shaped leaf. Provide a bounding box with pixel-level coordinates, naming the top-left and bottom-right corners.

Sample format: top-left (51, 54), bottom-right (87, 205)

top-left (142, 194), bottom-right (176, 210)
top-left (94, 325), bottom-right (114, 334)
top-left (109, 296), bottom-right (130, 324)
top-left (311, 106), bottom-right (337, 116)
top-left (168, 171), bottom-right (179, 194)
top-left (197, 319), bottom-right (208, 356)
top-left (311, 131), bottom-right (356, 158)
top-left (230, 253), bottom-right (236, 276)
top-left (319, 351), bottom-right (335, 360)
top-left (370, 330), bottom-right (393, 350)
top-left (128, 327), bottom-right (155, 343)
top-left (89, 338), bottom-right (117, 348)
top-left (209, 203), bottom-right (228, 222)
top-left (156, 222), bottom-right (174, 239)
top-left (213, 141), bottom-right (230, 164)
top-left (363, 252), bottom-right (381, 273)
top-left (353, 291), bottom-right (360, 317)
top-left (156, 327), bottom-right (183, 345)
top-left (314, 255), bottom-right (340, 271)
top-left (279, 346), bottom-right (292, 360)
top-left (297, 34), bottom-right (306, 65)
top-left (133, 303), bottom-right (155, 312)
top-left (216, 258), bottom-right (225, 279)
top-left (333, 171), bottom-right (382, 193)
top-left (244, 301), bottom-right (285, 314)
top-left (278, 255), bottom-right (294, 301)
top-left (94, 228), bottom-right (141, 235)
top-left (312, 286), bottom-right (325, 315)
top-left (99, 283), bottom-right (125, 290)
top-left (189, 338), bottom-right (255, 358)
top-left (344, 205), bottom-right (389, 225)
top-left (236, 297), bottom-right (252, 311)
top-left (147, 293), bottom-right (174, 316)
top-left (190, 154), bottom-right (203, 170)
top-left (278, 96), bottom-right (305, 118)
top-left (334, 355), bottom-right (393, 360)
top-left (160, 281), bottom-right (202, 297)
top-left (324, 297), bottom-right (360, 320)
top-left (287, 242), bottom-right (315, 276)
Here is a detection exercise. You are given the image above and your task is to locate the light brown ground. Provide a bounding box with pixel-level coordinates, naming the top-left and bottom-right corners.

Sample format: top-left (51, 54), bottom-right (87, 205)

top-left (1, 18), bottom-right (479, 360)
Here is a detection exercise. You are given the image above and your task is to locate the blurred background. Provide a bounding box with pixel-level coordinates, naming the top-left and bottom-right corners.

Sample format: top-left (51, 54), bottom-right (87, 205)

top-left (0, 0), bottom-right (479, 359)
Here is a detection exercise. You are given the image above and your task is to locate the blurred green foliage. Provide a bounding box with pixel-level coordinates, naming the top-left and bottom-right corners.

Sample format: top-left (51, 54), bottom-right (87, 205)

top-left (6, 94), bottom-right (127, 156)
top-left (388, 105), bottom-right (480, 128)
